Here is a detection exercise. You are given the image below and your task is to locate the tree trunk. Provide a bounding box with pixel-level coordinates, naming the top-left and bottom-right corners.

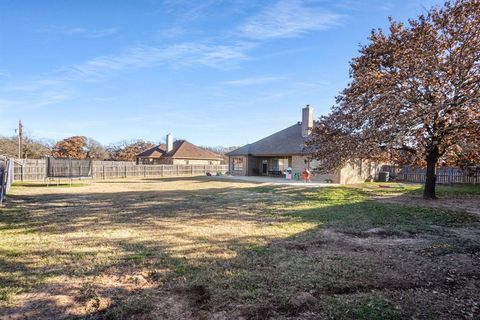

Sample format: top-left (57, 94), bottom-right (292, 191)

top-left (423, 149), bottom-right (439, 199)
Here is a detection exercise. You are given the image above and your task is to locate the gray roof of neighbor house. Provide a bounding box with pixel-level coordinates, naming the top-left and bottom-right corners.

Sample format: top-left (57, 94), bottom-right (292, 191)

top-left (226, 123), bottom-right (307, 157)
top-left (137, 140), bottom-right (223, 160)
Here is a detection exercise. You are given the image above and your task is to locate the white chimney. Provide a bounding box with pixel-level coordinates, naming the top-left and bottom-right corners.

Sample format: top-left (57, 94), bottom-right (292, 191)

top-left (301, 105), bottom-right (314, 137)
top-left (166, 133), bottom-right (173, 152)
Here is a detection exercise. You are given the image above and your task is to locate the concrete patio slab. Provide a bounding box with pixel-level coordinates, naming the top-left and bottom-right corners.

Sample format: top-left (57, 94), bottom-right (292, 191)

top-left (215, 175), bottom-right (339, 187)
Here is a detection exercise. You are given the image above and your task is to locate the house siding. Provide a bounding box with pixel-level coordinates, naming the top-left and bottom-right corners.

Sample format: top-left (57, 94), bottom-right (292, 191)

top-left (228, 155), bottom-right (383, 184)
top-left (339, 160), bottom-right (381, 184)
top-left (138, 158), bottom-right (221, 165)
top-left (292, 155), bottom-right (340, 183)
top-left (137, 158), bottom-right (172, 165)
top-left (172, 159), bottom-right (221, 165)
top-left (247, 156), bottom-right (258, 176)
top-left (229, 156), bottom-right (248, 176)
top-left (291, 155), bottom-right (307, 175)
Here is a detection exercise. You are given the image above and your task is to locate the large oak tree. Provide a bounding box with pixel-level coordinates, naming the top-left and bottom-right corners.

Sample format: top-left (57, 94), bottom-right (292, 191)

top-left (53, 136), bottom-right (110, 160)
top-left (307, 0), bottom-right (480, 199)
top-left (52, 136), bottom-right (88, 159)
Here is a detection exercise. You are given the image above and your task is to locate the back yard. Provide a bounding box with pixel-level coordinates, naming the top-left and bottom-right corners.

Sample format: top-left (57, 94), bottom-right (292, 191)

top-left (0, 177), bottom-right (479, 319)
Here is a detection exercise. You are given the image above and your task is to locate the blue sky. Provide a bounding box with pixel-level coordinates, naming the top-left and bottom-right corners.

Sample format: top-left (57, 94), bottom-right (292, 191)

top-left (0, 0), bottom-right (442, 147)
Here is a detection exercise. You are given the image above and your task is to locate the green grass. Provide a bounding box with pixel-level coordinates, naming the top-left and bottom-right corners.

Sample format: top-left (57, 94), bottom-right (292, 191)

top-left (324, 296), bottom-right (402, 320)
top-left (124, 251), bottom-right (155, 260)
top-left (246, 186), bottom-right (277, 193)
top-left (12, 182), bottom-right (88, 188)
top-left (103, 294), bottom-right (154, 319)
top-left (177, 184), bottom-right (479, 318)
top-left (269, 185), bottom-right (477, 234)
top-left (245, 244), bottom-right (268, 253)
top-left (359, 182), bottom-right (480, 196)
top-left (435, 184), bottom-right (480, 196)
top-left (1, 180), bottom-right (479, 318)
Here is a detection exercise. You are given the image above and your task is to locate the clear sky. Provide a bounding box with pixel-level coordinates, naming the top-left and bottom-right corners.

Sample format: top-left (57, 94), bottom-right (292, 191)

top-left (0, 0), bottom-right (442, 147)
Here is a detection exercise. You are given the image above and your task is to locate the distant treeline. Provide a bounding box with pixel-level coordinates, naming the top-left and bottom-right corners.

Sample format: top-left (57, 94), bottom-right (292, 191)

top-left (0, 135), bottom-right (237, 161)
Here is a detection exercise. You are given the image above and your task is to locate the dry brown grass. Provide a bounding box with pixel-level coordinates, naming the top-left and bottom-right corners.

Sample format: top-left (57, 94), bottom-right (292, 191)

top-left (0, 178), bottom-right (313, 319)
top-left (0, 177), bottom-right (479, 319)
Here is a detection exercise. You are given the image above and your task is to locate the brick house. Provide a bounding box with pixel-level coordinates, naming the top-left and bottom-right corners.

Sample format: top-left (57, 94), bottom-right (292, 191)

top-left (136, 134), bottom-right (224, 165)
top-left (226, 106), bottom-right (380, 184)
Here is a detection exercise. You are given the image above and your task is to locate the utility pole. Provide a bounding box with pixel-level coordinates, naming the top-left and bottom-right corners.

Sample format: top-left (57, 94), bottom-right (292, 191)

top-left (18, 120), bottom-right (23, 159)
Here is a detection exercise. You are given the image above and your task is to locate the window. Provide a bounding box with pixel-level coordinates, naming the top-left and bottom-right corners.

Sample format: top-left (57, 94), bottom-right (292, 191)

top-left (272, 159), bottom-right (280, 171)
top-left (272, 158), bottom-right (289, 171)
top-left (233, 157), bottom-right (244, 171)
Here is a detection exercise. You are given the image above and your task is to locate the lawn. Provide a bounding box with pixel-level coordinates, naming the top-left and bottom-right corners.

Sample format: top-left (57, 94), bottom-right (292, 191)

top-left (0, 177), bottom-right (479, 319)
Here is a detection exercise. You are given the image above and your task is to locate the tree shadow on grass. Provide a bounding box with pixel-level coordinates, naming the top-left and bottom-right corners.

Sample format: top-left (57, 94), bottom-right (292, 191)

top-left (143, 176), bottom-right (261, 184)
top-left (1, 183), bottom-right (479, 319)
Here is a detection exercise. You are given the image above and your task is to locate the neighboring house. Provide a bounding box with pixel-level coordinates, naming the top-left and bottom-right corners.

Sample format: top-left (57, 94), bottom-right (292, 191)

top-left (136, 134), bottom-right (224, 165)
top-left (226, 106), bottom-right (380, 184)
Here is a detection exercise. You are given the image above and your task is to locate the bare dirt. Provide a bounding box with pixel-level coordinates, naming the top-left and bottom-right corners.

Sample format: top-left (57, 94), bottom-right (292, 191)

top-left (0, 177), bottom-right (479, 319)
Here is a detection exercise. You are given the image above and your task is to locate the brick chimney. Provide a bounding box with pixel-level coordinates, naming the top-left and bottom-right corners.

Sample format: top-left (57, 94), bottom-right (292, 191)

top-left (166, 133), bottom-right (173, 152)
top-left (301, 105), bottom-right (313, 137)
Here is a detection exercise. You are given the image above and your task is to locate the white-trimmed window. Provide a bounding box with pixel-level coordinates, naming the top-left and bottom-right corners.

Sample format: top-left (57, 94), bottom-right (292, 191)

top-left (233, 157), bottom-right (244, 171)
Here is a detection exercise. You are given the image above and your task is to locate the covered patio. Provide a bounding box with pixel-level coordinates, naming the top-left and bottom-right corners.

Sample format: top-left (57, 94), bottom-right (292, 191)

top-left (247, 156), bottom-right (291, 177)
top-left (216, 175), bottom-right (337, 186)
top-left (226, 116), bottom-right (313, 178)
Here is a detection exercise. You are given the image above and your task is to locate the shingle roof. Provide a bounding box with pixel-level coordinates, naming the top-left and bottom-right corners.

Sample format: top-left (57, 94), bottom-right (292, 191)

top-left (137, 140), bottom-right (223, 160)
top-left (226, 123), bottom-right (307, 156)
top-left (137, 145), bottom-right (165, 158)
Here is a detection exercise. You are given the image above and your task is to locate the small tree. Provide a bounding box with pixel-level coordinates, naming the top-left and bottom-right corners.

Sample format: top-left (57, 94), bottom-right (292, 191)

top-left (199, 145), bottom-right (241, 155)
top-left (0, 136), bottom-right (20, 157)
top-left (0, 135), bottom-right (52, 158)
top-left (52, 136), bottom-right (88, 159)
top-left (23, 137), bottom-right (53, 158)
top-left (307, 0), bottom-right (480, 199)
top-left (85, 138), bottom-right (109, 160)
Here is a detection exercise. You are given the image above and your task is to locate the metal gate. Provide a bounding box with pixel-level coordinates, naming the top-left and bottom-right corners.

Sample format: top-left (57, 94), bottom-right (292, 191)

top-left (0, 157), bottom-right (14, 204)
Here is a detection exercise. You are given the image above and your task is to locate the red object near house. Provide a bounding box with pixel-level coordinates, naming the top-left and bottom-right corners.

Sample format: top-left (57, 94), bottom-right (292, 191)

top-left (302, 169), bottom-right (311, 182)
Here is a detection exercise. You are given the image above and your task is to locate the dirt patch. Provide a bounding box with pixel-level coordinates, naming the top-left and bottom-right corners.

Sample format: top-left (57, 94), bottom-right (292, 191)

top-left (0, 178), bottom-right (301, 319)
top-left (1, 269), bottom-right (174, 319)
top-left (1, 179), bottom-right (479, 319)
top-left (182, 285), bottom-right (211, 309)
top-left (266, 227), bottom-right (479, 318)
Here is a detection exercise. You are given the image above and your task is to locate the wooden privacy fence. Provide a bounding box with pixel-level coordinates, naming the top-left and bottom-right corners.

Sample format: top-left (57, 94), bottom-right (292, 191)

top-left (0, 157), bottom-right (14, 204)
top-left (382, 165), bottom-right (480, 184)
top-left (13, 159), bottom-right (228, 181)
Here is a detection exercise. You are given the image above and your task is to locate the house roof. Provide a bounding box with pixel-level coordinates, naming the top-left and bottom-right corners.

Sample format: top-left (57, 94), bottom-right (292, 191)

top-left (226, 123), bottom-right (308, 157)
top-left (137, 140), bottom-right (223, 160)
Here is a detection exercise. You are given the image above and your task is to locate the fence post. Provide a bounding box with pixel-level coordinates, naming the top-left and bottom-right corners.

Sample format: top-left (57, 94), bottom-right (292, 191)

top-left (0, 163), bottom-right (4, 204)
top-left (1, 158), bottom-right (13, 204)
top-left (0, 170), bottom-right (4, 204)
